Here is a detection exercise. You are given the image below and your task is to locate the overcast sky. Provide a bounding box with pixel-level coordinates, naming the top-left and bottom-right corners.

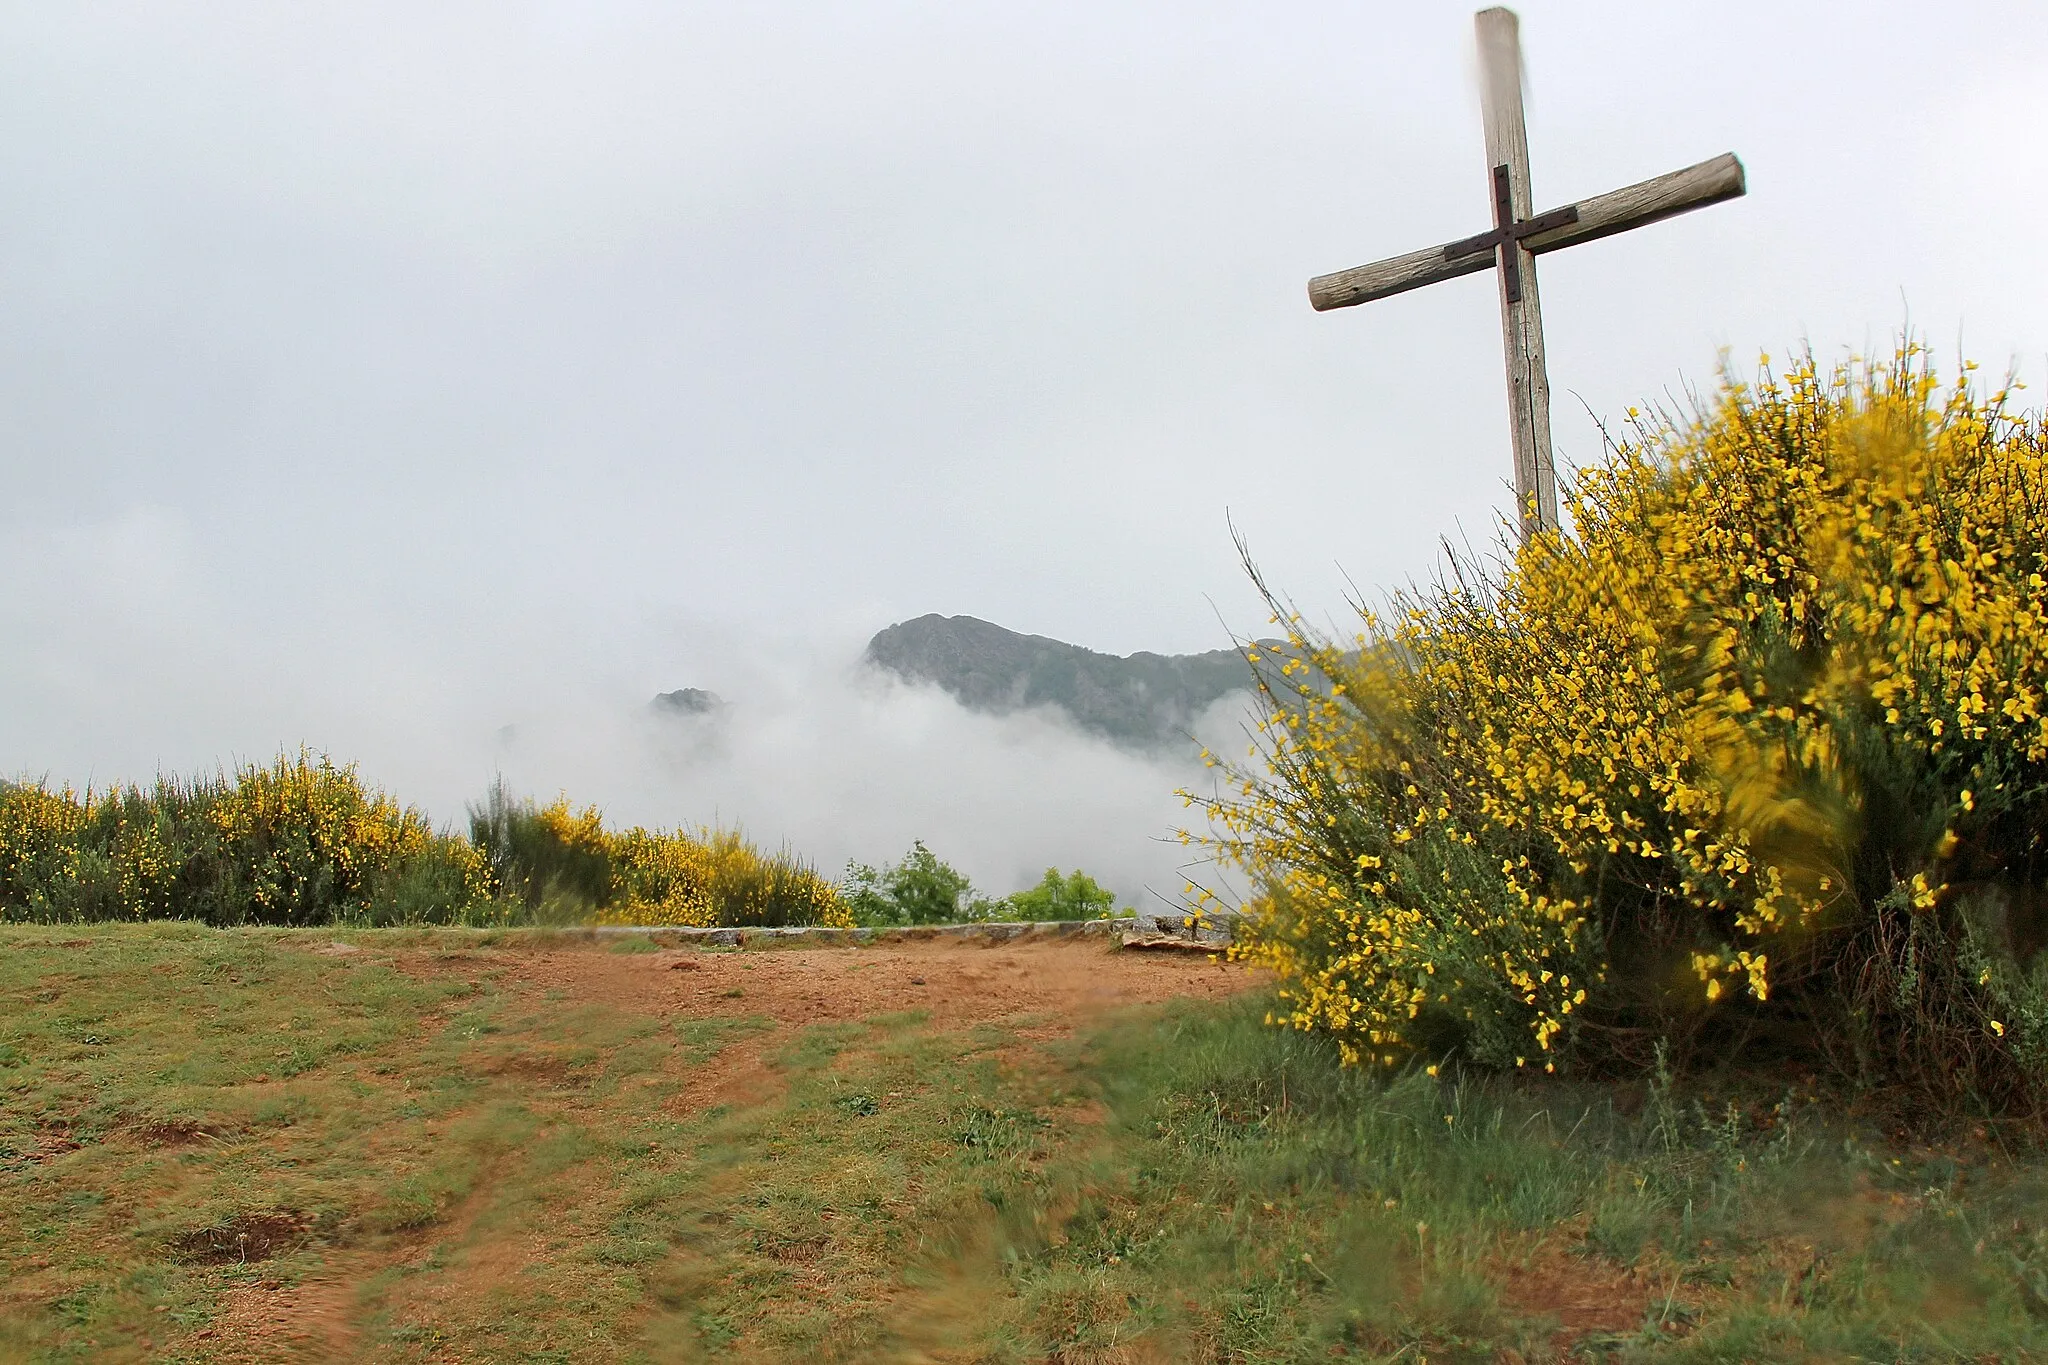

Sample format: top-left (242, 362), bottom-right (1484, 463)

top-left (4, 1), bottom-right (2044, 894)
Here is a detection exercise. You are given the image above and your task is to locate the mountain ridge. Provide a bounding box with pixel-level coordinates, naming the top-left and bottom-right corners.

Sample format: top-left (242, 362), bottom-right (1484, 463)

top-left (861, 613), bottom-right (1256, 748)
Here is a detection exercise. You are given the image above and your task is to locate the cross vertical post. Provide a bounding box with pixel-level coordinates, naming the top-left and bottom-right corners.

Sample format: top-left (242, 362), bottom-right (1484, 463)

top-left (1475, 7), bottom-right (1556, 538)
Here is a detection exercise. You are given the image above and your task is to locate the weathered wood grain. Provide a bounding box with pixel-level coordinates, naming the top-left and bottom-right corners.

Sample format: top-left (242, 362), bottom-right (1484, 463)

top-left (1475, 6), bottom-right (1558, 538)
top-left (1305, 244), bottom-right (1496, 312)
top-left (1523, 153), bottom-right (1745, 255)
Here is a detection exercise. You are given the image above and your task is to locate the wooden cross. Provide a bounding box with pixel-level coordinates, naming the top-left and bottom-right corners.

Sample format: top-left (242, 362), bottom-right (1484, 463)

top-left (1309, 7), bottom-right (1745, 541)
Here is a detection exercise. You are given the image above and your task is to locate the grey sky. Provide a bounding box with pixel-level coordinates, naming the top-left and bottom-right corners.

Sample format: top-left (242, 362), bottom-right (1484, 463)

top-left (4, 1), bottom-right (2044, 897)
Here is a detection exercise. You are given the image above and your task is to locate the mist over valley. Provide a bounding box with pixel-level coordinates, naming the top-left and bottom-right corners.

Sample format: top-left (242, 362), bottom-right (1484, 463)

top-left (497, 613), bottom-right (1262, 908)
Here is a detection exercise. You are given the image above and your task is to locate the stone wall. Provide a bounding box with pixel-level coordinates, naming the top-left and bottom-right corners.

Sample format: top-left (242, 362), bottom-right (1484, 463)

top-left (581, 910), bottom-right (1244, 949)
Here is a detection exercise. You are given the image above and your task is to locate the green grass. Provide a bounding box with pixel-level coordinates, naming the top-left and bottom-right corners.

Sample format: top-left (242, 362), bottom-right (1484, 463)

top-left (1034, 1003), bottom-right (2048, 1361)
top-left (4, 924), bottom-right (2048, 1361)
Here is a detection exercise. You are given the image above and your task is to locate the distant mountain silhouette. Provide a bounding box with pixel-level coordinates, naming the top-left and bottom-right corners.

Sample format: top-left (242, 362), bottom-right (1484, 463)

top-left (862, 614), bottom-right (1258, 748)
top-left (650, 687), bottom-right (726, 717)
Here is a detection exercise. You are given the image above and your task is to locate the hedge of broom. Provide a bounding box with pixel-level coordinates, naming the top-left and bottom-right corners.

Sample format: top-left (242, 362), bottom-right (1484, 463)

top-left (1, 756), bottom-right (847, 930)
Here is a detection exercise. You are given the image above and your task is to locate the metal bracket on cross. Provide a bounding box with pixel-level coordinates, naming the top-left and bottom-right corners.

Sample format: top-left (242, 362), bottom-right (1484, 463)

top-left (1443, 166), bottom-right (1579, 305)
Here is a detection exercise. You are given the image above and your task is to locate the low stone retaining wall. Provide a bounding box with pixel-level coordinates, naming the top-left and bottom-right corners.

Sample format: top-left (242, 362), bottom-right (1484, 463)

top-left (580, 910), bottom-right (1243, 950)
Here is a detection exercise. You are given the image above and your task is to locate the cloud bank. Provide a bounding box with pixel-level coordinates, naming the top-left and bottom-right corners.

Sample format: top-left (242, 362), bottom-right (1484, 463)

top-left (2, 507), bottom-right (1246, 909)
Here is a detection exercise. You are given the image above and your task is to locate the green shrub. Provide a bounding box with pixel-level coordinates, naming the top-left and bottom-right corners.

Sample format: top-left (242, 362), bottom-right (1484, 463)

top-left (840, 845), bottom-right (1131, 925)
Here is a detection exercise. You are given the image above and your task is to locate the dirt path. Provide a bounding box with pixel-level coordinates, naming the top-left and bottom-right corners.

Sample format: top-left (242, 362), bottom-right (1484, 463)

top-left (452, 935), bottom-right (1250, 1028)
top-left (182, 937), bottom-right (1255, 1362)
top-left (465, 936), bottom-right (1255, 1113)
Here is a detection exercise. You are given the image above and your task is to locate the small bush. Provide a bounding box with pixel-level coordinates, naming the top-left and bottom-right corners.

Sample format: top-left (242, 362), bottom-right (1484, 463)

top-left (609, 825), bottom-right (846, 929)
top-left (1193, 345), bottom-right (2048, 1114)
top-left (470, 786), bottom-right (849, 930)
top-left (468, 778), bottom-right (610, 918)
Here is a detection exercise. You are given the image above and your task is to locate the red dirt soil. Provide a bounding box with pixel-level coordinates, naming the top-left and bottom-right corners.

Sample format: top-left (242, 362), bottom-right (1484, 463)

top-left (470, 935), bottom-right (1251, 1028)
top-left (420, 936), bottom-right (1256, 1111)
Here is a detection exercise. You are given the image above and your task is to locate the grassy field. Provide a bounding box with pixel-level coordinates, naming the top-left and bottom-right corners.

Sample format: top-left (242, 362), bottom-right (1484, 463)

top-left (4, 925), bottom-right (2048, 1362)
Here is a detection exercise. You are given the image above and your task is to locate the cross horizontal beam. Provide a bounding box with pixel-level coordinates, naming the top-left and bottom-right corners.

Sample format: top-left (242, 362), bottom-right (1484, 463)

top-left (1307, 151), bottom-right (1745, 312)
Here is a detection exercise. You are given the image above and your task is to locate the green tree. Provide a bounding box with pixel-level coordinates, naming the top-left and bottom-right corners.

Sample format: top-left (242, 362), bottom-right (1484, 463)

top-left (840, 841), bottom-right (976, 926)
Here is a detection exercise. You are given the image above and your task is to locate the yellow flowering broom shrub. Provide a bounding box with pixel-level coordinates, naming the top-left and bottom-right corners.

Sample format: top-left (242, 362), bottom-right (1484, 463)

top-left (1, 752), bottom-right (494, 925)
top-left (604, 824), bottom-right (849, 929)
top-left (469, 785), bottom-right (850, 929)
top-left (0, 781), bottom-right (92, 917)
top-left (1195, 346), bottom-right (2048, 1109)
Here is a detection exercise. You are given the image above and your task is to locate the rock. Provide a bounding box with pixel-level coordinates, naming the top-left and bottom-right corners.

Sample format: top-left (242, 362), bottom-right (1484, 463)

top-left (650, 688), bottom-right (726, 717)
